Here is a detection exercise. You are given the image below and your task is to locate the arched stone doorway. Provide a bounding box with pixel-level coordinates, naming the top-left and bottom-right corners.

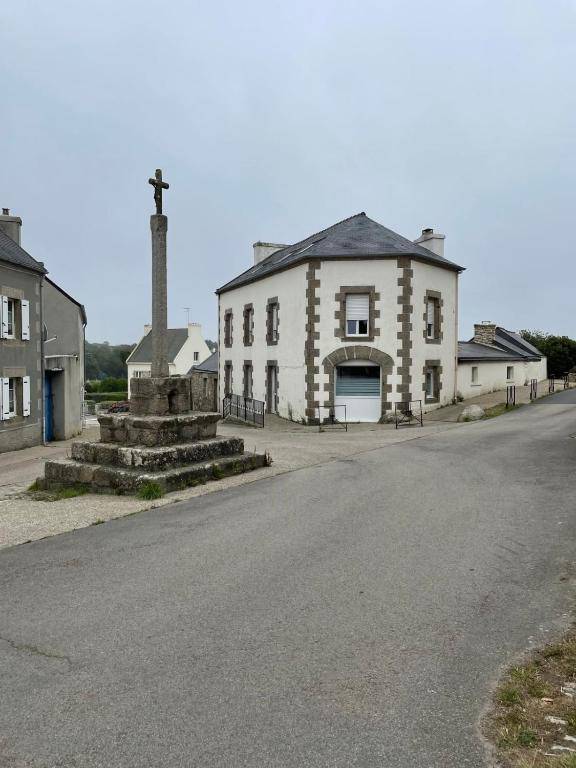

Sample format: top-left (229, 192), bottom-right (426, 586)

top-left (322, 345), bottom-right (394, 422)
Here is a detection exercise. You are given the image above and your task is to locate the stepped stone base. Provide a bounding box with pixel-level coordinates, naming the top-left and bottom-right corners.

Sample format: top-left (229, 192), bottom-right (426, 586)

top-left (71, 436), bottom-right (244, 471)
top-left (98, 412), bottom-right (220, 447)
top-left (36, 383), bottom-right (270, 496)
top-left (40, 451), bottom-right (266, 495)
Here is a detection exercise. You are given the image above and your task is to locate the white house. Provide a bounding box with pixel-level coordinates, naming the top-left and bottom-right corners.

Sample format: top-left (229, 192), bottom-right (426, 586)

top-left (126, 323), bottom-right (211, 397)
top-left (457, 323), bottom-right (546, 399)
top-left (216, 213), bottom-right (463, 423)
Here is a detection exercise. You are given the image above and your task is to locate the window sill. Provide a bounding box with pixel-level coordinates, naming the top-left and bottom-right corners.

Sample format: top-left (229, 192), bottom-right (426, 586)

top-left (470, 383), bottom-right (482, 387)
top-left (425, 338), bottom-right (441, 344)
top-left (342, 336), bottom-right (374, 343)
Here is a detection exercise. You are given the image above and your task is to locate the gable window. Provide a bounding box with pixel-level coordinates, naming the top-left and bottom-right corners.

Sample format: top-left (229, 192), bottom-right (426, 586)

top-left (471, 366), bottom-right (479, 384)
top-left (345, 294), bottom-right (369, 337)
top-left (266, 298), bottom-right (279, 345)
top-left (243, 304), bottom-right (254, 346)
top-left (194, 351), bottom-right (199, 362)
top-left (507, 365), bottom-right (514, 381)
top-left (423, 292), bottom-right (442, 344)
top-left (224, 310), bottom-right (233, 348)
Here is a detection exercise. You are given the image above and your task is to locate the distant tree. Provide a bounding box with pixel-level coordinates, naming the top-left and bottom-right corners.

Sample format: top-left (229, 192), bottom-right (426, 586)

top-left (85, 342), bottom-right (135, 380)
top-left (520, 330), bottom-right (576, 377)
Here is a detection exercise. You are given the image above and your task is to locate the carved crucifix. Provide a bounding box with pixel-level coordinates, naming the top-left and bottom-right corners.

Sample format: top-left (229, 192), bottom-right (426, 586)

top-left (148, 168), bottom-right (169, 215)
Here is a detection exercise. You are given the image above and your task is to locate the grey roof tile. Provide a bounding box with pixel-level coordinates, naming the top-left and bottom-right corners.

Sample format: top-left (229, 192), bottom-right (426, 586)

top-left (0, 230), bottom-right (47, 274)
top-left (127, 328), bottom-right (188, 364)
top-left (217, 213), bottom-right (464, 293)
top-left (459, 328), bottom-right (543, 362)
top-left (187, 350), bottom-right (218, 375)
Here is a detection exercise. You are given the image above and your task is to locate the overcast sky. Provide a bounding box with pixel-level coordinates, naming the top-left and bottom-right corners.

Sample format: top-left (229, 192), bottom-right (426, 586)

top-left (3, 0), bottom-right (575, 344)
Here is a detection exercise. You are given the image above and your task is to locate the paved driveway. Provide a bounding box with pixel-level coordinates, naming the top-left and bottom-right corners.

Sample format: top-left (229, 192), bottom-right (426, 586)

top-left (1, 391), bottom-right (576, 767)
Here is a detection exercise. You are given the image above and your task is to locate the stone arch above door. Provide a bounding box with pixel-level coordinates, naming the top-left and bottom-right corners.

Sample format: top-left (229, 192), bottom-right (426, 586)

top-left (322, 345), bottom-right (394, 421)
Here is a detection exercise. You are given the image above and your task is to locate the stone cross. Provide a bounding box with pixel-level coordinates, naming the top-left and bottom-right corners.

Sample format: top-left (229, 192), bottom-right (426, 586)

top-left (148, 168), bottom-right (169, 215)
top-left (149, 169), bottom-right (169, 378)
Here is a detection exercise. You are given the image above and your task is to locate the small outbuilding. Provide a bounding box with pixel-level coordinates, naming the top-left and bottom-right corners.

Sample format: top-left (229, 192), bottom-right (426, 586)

top-left (188, 350), bottom-right (218, 412)
top-left (457, 323), bottom-right (547, 399)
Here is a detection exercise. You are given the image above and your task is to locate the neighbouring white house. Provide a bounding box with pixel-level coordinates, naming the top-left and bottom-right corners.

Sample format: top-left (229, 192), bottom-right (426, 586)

top-left (457, 323), bottom-right (546, 399)
top-left (216, 212), bottom-right (464, 423)
top-left (126, 323), bottom-right (211, 397)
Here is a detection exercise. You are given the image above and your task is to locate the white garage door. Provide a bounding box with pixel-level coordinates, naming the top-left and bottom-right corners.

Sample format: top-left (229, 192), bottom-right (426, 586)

top-left (334, 361), bottom-right (381, 422)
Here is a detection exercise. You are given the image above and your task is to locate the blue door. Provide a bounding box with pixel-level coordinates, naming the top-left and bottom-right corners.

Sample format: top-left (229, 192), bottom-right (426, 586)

top-left (44, 373), bottom-right (54, 442)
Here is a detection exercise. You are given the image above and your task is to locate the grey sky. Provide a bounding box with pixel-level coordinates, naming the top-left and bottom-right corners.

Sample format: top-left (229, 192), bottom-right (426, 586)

top-left (3, 0), bottom-right (575, 344)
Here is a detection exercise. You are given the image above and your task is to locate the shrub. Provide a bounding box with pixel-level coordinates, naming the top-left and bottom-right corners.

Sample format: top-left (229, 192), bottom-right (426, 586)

top-left (137, 482), bottom-right (164, 500)
top-left (84, 392), bottom-right (128, 403)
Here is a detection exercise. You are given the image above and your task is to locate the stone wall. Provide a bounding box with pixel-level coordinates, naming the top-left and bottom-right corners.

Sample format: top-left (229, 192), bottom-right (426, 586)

top-left (190, 370), bottom-right (218, 412)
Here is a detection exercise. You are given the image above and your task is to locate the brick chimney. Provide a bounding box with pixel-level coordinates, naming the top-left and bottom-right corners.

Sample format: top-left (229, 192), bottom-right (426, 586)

top-left (0, 208), bottom-right (22, 245)
top-left (473, 322), bottom-right (497, 346)
top-left (414, 227), bottom-right (445, 258)
top-left (253, 242), bottom-right (287, 265)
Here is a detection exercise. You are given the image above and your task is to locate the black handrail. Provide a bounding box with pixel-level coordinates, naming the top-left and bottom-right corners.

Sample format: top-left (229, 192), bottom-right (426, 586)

top-left (222, 394), bottom-right (265, 427)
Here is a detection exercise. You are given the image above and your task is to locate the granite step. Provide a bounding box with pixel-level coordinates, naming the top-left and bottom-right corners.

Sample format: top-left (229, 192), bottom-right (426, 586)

top-left (70, 436), bottom-right (245, 471)
top-left (40, 451), bottom-right (267, 495)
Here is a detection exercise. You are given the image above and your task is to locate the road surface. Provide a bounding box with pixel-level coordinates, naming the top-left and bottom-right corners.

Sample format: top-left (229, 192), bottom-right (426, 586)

top-left (1, 391), bottom-right (576, 767)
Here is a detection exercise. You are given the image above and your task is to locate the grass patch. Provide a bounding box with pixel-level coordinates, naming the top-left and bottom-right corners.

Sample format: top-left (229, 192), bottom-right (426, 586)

top-left (485, 627), bottom-right (576, 767)
top-left (137, 482), bottom-right (164, 500)
top-left (29, 484), bottom-right (90, 502)
top-left (484, 403), bottom-right (522, 419)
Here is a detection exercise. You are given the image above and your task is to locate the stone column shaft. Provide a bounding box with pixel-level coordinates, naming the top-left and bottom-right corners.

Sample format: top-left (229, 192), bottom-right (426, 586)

top-left (150, 214), bottom-right (169, 378)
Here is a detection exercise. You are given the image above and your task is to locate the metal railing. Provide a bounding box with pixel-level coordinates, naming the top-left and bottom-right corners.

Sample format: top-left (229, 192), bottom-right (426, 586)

top-left (222, 394), bottom-right (265, 427)
top-left (394, 399), bottom-right (423, 428)
top-left (316, 404), bottom-right (348, 432)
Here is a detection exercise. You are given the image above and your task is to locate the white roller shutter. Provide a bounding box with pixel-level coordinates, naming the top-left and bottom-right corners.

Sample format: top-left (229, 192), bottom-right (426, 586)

top-left (21, 300), bottom-right (30, 340)
top-left (22, 376), bottom-right (31, 416)
top-left (0, 379), bottom-right (10, 420)
top-left (0, 296), bottom-right (8, 339)
top-left (345, 294), bottom-right (369, 321)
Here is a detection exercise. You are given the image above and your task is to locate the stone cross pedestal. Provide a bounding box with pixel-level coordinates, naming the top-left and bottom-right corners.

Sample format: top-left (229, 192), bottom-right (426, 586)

top-left (36, 167), bottom-right (268, 495)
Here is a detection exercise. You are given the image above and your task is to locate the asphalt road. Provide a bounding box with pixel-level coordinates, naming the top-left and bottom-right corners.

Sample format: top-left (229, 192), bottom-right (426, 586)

top-left (2, 391), bottom-right (576, 768)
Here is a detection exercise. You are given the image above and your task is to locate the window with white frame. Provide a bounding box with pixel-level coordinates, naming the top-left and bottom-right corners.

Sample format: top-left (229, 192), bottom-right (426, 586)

top-left (0, 296), bottom-right (30, 340)
top-left (471, 366), bottom-right (479, 384)
top-left (194, 351), bottom-right (199, 361)
top-left (345, 294), bottom-right (369, 337)
top-left (0, 375), bottom-right (30, 420)
top-left (133, 370), bottom-right (150, 379)
top-left (507, 365), bottom-right (514, 380)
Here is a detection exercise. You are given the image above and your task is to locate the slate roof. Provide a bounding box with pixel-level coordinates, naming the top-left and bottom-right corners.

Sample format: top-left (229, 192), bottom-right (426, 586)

top-left (217, 213), bottom-right (464, 293)
top-left (127, 328), bottom-right (188, 364)
top-left (187, 350), bottom-right (218, 375)
top-left (458, 328), bottom-right (543, 362)
top-left (0, 229), bottom-right (47, 274)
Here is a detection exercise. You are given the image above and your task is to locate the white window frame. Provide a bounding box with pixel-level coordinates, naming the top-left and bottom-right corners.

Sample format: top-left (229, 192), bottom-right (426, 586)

top-left (194, 351), bottom-right (199, 362)
top-left (21, 299), bottom-right (30, 341)
top-left (471, 366), bottom-right (479, 384)
top-left (7, 378), bottom-right (16, 417)
top-left (506, 365), bottom-right (514, 381)
top-left (345, 294), bottom-right (369, 337)
top-left (426, 299), bottom-right (436, 339)
top-left (5, 298), bottom-right (16, 339)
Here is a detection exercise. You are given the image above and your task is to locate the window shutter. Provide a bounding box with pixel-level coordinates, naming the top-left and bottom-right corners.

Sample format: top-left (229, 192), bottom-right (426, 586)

top-left (21, 300), bottom-right (30, 340)
top-left (22, 376), bottom-right (31, 416)
top-left (1, 379), bottom-right (9, 420)
top-left (346, 294), bottom-right (369, 321)
top-left (0, 296), bottom-right (8, 339)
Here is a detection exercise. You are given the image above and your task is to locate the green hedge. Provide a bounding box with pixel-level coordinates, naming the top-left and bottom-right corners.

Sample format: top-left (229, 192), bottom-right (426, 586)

top-left (85, 392), bottom-right (128, 403)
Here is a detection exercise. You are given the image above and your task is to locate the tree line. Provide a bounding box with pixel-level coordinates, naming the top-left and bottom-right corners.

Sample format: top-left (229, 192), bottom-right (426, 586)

top-left (520, 331), bottom-right (576, 377)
